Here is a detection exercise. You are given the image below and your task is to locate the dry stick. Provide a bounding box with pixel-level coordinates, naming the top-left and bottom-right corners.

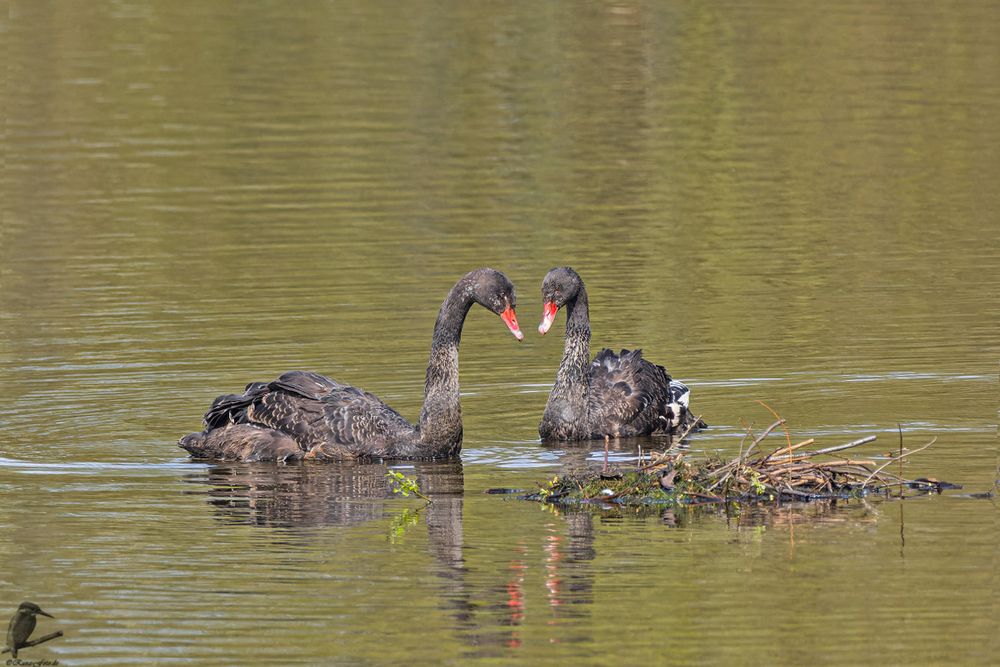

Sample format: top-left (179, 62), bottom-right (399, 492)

top-left (714, 432), bottom-right (880, 495)
top-left (709, 426), bottom-right (777, 491)
top-left (756, 399), bottom-right (793, 452)
top-left (757, 468), bottom-right (783, 495)
top-left (766, 435), bottom-right (878, 463)
top-left (814, 459), bottom-right (877, 467)
top-left (767, 454), bottom-right (878, 469)
top-left (739, 417), bottom-right (755, 447)
top-left (706, 472), bottom-right (731, 493)
top-left (861, 437), bottom-right (937, 489)
top-left (897, 423), bottom-right (905, 498)
top-left (738, 420), bottom-right (752, 460)
top-left (704, 421), bottom-right (897, 499)
top-left (762, 453), bottom-right (812, 465)
top-left (767, 461), bottom-right (816, 473)
top-left (1, 631), bottom-right (64, 654)
top-left (730, 421), bottom-right (786, 490)
top-left (736, 425), bottom-right (748, 470)
top-left (730, 420), bottom-right (759, 497)
top-left (724, 419), bottom-right (785, 477)
top-left (728, 427), bottom-right (749, 500)
top-left (749, 419), bottom-right (786, 451)
top-left (762, 438), bottom-right (815, 462)
top-left (810, 435), bottom-right (879, 455)
top-left (705, 419), bottom-right (787, 485)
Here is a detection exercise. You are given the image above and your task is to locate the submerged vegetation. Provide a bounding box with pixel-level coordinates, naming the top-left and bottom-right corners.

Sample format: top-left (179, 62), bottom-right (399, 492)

top-left (521, 403), bottom-right (960, 508)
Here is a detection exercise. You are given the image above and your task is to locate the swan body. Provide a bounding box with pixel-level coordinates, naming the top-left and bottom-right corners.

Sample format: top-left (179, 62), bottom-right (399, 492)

top-left (537, 267), bottom-right (704, 441)
top-left (180, 268), bottom-right (522, 461)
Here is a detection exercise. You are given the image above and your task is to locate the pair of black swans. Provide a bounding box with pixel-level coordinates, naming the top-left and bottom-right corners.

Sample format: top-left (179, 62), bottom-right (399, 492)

top-left (179, 267), bottom-right (705, 462)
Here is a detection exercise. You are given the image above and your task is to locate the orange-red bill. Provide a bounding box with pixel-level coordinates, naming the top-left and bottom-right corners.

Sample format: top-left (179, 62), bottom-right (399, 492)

top-left (500, 305), bottom-right (524, 341)
top-left (538, 301), bottom-right (558, 335)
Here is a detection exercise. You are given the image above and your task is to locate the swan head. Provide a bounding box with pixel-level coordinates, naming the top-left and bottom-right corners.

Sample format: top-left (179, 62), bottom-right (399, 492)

top-left (465, 268), bottom-right (523, 341)
top-left (538, 266), bottom-right (582, 335)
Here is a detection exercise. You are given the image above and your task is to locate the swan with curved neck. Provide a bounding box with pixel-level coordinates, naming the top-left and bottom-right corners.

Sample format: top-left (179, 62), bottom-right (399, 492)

top-left (180, 268), bottom-right (523, 461)
top-left (537, 267), bottom-right (703, 441)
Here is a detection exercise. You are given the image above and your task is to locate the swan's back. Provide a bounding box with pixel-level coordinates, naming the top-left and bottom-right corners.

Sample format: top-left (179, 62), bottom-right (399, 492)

top-left (585, 348), bottom-right (672, 437)
top-left (180, 370), bottom-right (419, 461)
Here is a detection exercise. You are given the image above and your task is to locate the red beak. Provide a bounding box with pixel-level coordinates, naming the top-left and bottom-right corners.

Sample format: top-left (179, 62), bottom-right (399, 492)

top-left (500, 305), bottom-right (524, 341)
top-left (538, 301), bottom-right (559, 335)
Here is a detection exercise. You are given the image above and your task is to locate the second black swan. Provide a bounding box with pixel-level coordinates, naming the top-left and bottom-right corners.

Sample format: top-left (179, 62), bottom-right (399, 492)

top-left (179, 268), bottom-right (523, 462)
top-left (536, 266), bottom-right (704, 441)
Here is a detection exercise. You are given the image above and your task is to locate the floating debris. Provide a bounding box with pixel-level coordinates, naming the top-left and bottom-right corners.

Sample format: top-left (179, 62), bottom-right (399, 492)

top-left (517, 404), bottom-right (959, 508)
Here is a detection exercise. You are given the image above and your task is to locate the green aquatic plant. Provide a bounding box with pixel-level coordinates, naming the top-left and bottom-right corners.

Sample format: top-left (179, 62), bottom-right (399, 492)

top-left (385, 470), bottom-right (431, 503)
top-left (536, 475), bottom-right (560, 500)
top-left (747, 469), bottom-right (768, 496)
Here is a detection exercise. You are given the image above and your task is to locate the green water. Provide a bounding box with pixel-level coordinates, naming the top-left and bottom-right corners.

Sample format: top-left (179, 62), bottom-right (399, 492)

top-left (2, 2), bottom-right (997, 665)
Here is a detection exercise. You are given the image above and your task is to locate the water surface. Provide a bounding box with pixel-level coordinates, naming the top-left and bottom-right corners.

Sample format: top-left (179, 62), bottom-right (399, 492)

top-left (2, 2), bottom-right (997, 665)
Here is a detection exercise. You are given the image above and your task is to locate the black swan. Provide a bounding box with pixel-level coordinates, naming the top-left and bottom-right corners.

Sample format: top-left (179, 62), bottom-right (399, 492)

top-left (179, 268), bottom-right (523, 462)
top-left (536, 267), bottom-right (704, 441)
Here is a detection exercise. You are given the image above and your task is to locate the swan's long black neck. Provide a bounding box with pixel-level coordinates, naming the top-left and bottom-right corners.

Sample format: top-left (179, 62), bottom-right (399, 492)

top-left (419, 280), bottom-right (474, 451)
top-left (559, 288), bottom-right (591, 381)
top-left (540, 286), bottom-right (592, 439)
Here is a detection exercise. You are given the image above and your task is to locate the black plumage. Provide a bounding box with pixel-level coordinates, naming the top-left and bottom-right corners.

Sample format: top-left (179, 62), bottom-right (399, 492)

top-left (537, 267), bottom-right (705, 441)
top-left (180, 269), bottom-right (523, 462)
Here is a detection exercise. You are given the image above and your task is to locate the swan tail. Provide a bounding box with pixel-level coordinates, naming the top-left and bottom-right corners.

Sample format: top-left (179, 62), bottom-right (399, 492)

top-left (179, 424), bottom-right (305, 462)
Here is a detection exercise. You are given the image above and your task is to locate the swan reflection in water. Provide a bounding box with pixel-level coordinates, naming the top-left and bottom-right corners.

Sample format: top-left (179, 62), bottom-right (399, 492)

top-left (191, 460), bottom-right (458, 529)
top-left (182, 448), bottom-right (875, 655)
top-left (183, 459), bottom-right (598, 654)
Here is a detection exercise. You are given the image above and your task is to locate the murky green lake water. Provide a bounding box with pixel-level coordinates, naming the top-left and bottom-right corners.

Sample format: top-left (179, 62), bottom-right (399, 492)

top-left (2, 2), bottom-right (997, 664)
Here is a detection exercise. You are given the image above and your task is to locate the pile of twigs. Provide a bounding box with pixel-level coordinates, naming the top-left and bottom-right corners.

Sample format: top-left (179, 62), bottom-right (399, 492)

top-left (524, 402), bottom-right (952, 507)
top-left (690, 401), bottom-right (945, 500)
top-left (658, 420), bottom-right (939, 502)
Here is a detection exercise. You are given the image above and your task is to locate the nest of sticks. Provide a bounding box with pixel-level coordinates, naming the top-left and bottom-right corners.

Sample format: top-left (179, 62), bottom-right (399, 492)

top-left (525, 403), bottom-right (955, 507)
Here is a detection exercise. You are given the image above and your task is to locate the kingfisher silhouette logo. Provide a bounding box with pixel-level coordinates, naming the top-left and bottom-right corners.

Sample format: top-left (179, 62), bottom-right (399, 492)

top-left (3, 602), bottom-right (61, 665)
